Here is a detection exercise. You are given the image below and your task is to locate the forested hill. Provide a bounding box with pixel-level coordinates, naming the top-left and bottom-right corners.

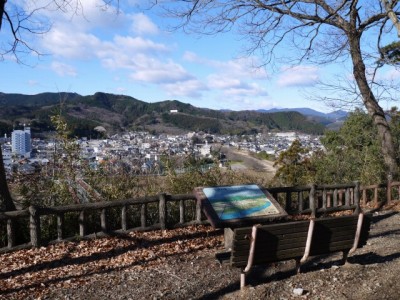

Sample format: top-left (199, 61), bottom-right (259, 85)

top-left (0, 92), bottom-right (325, 137)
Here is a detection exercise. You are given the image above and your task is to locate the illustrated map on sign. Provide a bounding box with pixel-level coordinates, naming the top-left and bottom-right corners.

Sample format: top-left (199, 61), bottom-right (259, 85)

top-left (202, 184), bottom-right (281, 220)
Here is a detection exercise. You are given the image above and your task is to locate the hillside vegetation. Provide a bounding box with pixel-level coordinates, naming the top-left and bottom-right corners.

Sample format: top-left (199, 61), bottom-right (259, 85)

top-left (0, 92), bottom-right (325, 137)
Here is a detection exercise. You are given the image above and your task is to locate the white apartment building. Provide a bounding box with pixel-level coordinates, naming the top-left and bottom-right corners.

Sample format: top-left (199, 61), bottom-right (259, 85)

top-left (12, 126), bottom-right (31, 158)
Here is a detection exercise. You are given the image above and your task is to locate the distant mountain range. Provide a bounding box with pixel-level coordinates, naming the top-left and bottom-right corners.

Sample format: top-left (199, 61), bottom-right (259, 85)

top-left (0, 92), bottom-right (343, 138)
top-left (257, 107), bottom-right (348, 131)
top-left (257, 107), bottom-right (348, 121)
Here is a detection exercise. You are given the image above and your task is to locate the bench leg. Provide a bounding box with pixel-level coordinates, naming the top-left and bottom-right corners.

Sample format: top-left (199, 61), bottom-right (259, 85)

top-left (295, 259), bottom-right (301, 274)
top-left (342, 250), bottom-right (349, 265)
top-left (240, 272), bottom-right (246, 290)
top-left (240, 225), bottom-right (259, 290)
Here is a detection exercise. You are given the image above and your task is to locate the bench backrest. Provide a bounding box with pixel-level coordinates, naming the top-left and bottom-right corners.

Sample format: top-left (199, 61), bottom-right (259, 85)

top-left (231, 214), bottom-right (371, 268)
top-left (309, 214), bottom-right (370, 256)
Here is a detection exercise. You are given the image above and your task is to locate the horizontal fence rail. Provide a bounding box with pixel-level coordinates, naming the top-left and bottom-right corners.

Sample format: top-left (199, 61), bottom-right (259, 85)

top-left (0, 181), bottom-right (397, 253)
top-left (0, 193), bottom-right (204, 253)
top-left (266, 182), bottom-right (360, 216)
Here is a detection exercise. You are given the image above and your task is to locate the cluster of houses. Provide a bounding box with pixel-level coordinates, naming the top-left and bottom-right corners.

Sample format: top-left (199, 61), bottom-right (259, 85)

top-left (0, 129), bottom-right (323, 178)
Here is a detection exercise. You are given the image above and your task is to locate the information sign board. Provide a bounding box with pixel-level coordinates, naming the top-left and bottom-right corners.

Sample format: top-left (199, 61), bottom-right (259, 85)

top-left (194, 184), bottom-right (287, 228)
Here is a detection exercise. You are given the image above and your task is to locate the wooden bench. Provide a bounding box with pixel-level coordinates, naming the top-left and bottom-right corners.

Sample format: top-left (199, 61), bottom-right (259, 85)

top-left (217, 213), bottom-right (371, 289)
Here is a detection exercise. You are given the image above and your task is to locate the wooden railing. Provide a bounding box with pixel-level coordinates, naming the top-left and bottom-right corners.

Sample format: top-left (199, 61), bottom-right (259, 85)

top-left (0, 193), bottom-right (203, 253)
top-left (360, 181), bottom-right (400, 206)
top-left (1, 181), bottom-right (398, 253)
top-left (267, 182), bottom-right (361, 216)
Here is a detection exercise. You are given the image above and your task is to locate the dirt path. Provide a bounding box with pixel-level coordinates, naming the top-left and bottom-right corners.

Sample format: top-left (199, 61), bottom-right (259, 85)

top-left (221, 146), bottom-right (276, 175)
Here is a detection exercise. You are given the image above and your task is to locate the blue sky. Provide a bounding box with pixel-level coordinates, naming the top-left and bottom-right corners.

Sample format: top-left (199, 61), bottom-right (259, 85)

top-left (1, 0), bottom-right (399, 113)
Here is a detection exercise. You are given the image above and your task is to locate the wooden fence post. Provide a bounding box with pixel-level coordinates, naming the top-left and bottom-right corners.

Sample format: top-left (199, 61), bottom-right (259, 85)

top-left (7, 219), bottom-right (15, 248)
top-left (354, 181), bottom-right (360, 214)
top-left (79, 210), bottom-right (86, 237)
top-left (159, 193), bottom-right (167, 230)
top-left (179, 199), bottom-right (185, 224)
top-left (286, 192), bottom-right (292, 212)
top-left (333, 189), bottom-right (338, 208)
top-left (309, 184), bottom-right (316, 218)
top-left (345, 188), bottom-right (350, 206)
top-left (398, 184), bottom-right (400, 202)
top-left (387, 175), bottom-right (393, 205)
top-left (141, 204), bottom-right (147, 228)
top-left (322, 189), bottom-right (327, 209)
top-left (121, 205), bottom-right (127, 231)
top-left (196, 198), bottom-right (202, 223)
top-left (298, 192), bottom-right (303, 213)
top-left (101, 208), bottom-right (108, 232)
top-left (362, 188), bottom-right (367, 205)
top-left (57, 213), bottom-right (64, 241)
top-left (29, 205), bottom-right (41, 248)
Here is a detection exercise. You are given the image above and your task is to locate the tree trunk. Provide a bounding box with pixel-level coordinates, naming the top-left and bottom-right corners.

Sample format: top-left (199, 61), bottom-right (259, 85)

top-left (348, 33), bottom-right (399, 179)
top-left (0, 146), bottom-right (16, 211)
top-left (0, 0), bottom-right (5, 29)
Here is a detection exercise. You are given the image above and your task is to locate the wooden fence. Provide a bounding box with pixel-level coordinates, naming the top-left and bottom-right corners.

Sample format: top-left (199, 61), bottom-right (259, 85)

top-left (1, 181), bottom-right (399, 253)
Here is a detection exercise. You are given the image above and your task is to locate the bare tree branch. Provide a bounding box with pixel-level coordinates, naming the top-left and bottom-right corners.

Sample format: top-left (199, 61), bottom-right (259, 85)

top-left (381, 0), bottom-right (400, 36)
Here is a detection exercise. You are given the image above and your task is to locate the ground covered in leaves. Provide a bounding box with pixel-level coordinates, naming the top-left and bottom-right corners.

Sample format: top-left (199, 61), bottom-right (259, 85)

top-left (1, 210), bottom-right (400, 300)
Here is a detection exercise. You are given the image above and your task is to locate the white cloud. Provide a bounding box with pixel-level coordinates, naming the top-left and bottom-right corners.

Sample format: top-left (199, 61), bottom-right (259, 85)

top-left (182, 51), bottom-right (199, 62)
top-left (130, 59), bottom-right (194, 84)
top-left (208, 76), bottom-right (243, 89)
top-left (240, 98), bottom-right (275, 110)
top-left (51, 61), bottom-right (77, 77)
top-left (184, 52), bottom-right (268, 80)
top-left (207, 94), bottom-right (275, 111)
top-left (277, 66), bottom-right (319, 87)
top-left (183, 52), bottom-right (270, 102)
top-left (27, 80), bottom-right (39, 86)
top-left (223, 83), bottom-right (268, 97)
top-left (207, 75), bottom-right (268, 97)
top-left (29, 0), bottom-right (125, 31)
top-left (163, 79), bottom-right (207, 98)
top-left (131, 13), bottom-right (159, 35)
top-left (115, 87), bottom-right (127, 93)
top-left (375, 68), bottom-right (400, 81)
top-left (43, 25), bottom-right (101, 59)
top-left (217, 59), bottom-right (268, 80)
top-left (198, 56), bottom-right (270, 104)
top-left (113, 35), bottom-right (168, 53)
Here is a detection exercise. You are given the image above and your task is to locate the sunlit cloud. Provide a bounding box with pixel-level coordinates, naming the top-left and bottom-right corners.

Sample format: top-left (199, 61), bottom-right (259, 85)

top-left (163, 79), bottom-right (207, 98)
top-left (208, 77), bottom-right (243, 89)
top-left (277, 66), bottom-right (319, 87)
top-left (184, 51), bottom-right (268, 80)
top-left (378, 68), bottom-right (400, 81)
top-left (115, 87), bottom-right (127, 93)
top-left (51, 61), bottom-right (77, 77)
top-left (131, 13), bottom-right (159, 35)
top-left (27, 80), bottom-right (39, 86)
top-left (43, 25), bottom-right (101, 59)
top-left (130, 59), bottom-right (194, 84)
